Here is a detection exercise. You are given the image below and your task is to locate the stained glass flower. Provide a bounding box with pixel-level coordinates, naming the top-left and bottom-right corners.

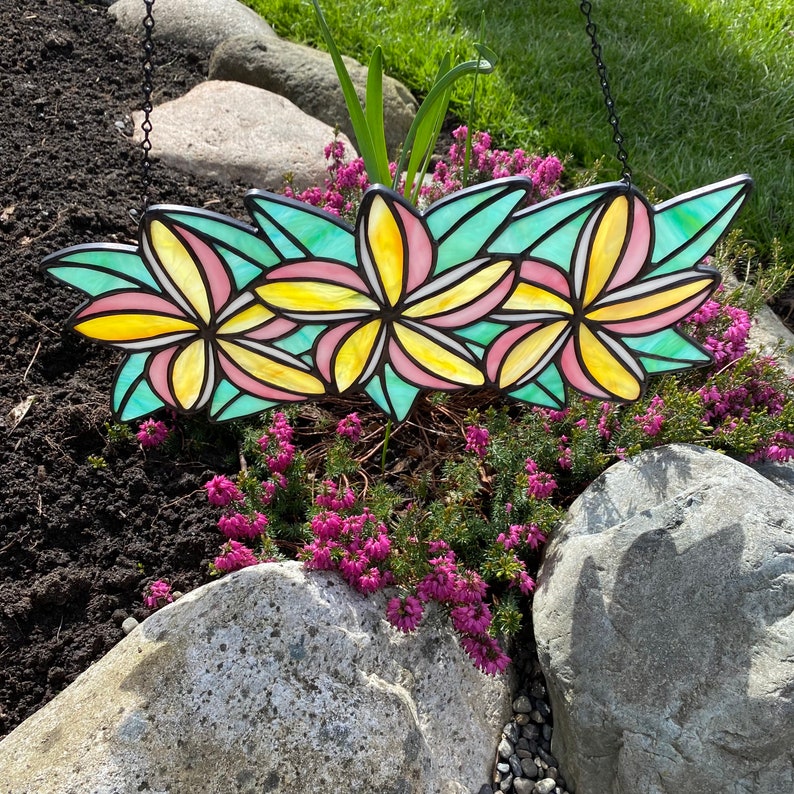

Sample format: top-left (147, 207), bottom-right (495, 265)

top-left (253, 183), bottom-right (524, 420)
top-left (487, 188), bottom-right (722, 402)
top-left (44, 210), bottom-right (324, 419)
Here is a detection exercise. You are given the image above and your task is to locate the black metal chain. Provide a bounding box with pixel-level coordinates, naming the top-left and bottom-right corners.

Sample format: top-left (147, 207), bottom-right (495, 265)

top-left (579, 1), bottom-right (632, 185)
top-left (140, 0), bottom-right (156, 211)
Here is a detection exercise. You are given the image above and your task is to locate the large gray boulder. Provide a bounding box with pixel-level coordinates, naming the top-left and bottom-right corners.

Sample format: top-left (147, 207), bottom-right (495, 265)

top-left (131, 80), bottom-right (356, 191)
top-left (109, 0), bottom-right (276, 51)
top-left (209, 34), bottom-right (418, 160)
top-left (533, 444), bottom-right (794, 794)
top-left (0, 561), bottom-right (512, 794)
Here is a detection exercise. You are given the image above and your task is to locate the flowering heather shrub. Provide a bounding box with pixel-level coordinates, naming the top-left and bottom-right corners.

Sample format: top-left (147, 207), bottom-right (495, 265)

top-left (143, 579), bottom-right (173, 609)
top-left (136, 418), bottom-right (169, 449)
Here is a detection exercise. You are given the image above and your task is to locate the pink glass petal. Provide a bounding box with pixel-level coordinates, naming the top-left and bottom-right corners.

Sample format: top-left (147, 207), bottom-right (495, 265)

top-left (148, 346), bottom-right (180, 407)
top-left (75, 292), bottom-right (188, 319)
top-left (242, 317), bottom-right (297, 341)
top-left (519, 260), bottom-right (571, 298)
top-left (602, 291), bottom-right (713, 335)
top-left (176, 226), bottom-right (232, 314)
top-left (264, 261), bottom-right (372, 295)
top-left (425, 272), bottom-right (515, 328)
top-left (394, 202), bottom-right (433, 293)
top-left (315, 321), bottom-right (360, 382)
top-left (486, 323), bottom-right (541, 383)
top-left (218, 351), bottom-right (307, 402)
top-left (606, 197), bottom-right (651, 291)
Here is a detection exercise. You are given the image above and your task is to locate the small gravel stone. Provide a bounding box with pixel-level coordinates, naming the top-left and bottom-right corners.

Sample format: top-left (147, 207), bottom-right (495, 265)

top-left (512, 694), bottom-right (532, 713)
top-left (499, 773), bottom-right (513, 792)
top-left (497, 762), bottom-right (510, 774)
top-left (530, 680), bottom-right (546, 699)
top-left (517, 749), bottom-right (533, 760)
top-left (503, 721), bottom-right (520, 744)
top-left (514, 712), bottom-right (530, 725)
top-left (498, 737), bottom-right (514, 759)
top-left (121, 617), bottom-right (139, 635)
top-left (513, 778), bottom-right (534, 794)
top-left (542, 724), bottom-right (553, 741)
top-left (521, 758), bottom-right (539, 778)
top-left (533, 779), bottom-right (557, 794)
top-left (529, 709), bottom-right (545, 724)
top-left (535, 700), bottom-right (551, 719)
top-left (522, 724), bottom-right (540, 740)
top-left (477, 785), bottom-right (492, 794)
top-left (508, 754), bottom-right (523, 778)
top-left (537, 747), bottom-right (558, 768)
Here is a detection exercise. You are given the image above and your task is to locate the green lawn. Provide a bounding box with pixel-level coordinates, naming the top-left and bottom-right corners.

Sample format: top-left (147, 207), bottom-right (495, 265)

top-left (244, 0), bottom-right (793, 261)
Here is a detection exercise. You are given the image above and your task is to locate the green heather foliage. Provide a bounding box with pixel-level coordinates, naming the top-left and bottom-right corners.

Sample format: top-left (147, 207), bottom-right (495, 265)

top-left (243, 0), bottom-right (794, 259)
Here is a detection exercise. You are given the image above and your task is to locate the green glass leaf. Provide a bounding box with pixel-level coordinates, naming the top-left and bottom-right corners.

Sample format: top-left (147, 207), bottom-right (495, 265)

top-left (651, 175), bottom-right (752, 275)
top-left (623, 328), bottom-right (711, 364)
top-left (273, 325), bottom-right (325, 356)
top-left (455, 320), bottom-right (508, 346)
top-left (365, 366), bottom-right (421, 422)
top-left (427, 180), bottom-right (530, 272)
top-left (113, 353), bottom-right (164, 421)
top-left (245, 193), bottom-right (357, 264)
top-left (210, 379), bottom-right (277, 421)
top-left (43, 246), bottom-right (160, 295)
top-left (489, 184), bottom-right (617, 255)
top-left (507, 363), bottom-right (565, 409)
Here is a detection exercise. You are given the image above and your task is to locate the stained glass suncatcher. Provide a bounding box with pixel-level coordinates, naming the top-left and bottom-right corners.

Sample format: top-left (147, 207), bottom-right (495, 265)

top-left (43, 174), bottom-right (752, 423)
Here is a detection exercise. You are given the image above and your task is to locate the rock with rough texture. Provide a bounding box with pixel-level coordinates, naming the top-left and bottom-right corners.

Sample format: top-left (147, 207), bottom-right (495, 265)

top-left (0, 561), bottom-right (511, 794)
top-left (533, 444), bottom-right (794, 794)
top-left (131, 80), bottom-right (356, 191)
top-left (109, 0), bottom-right (275, 51)
top-left (209, 34), bottom-right (418, 159)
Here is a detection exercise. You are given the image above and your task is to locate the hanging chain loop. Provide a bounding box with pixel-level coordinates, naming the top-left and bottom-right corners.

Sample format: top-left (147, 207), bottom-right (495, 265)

top-left (140, 0), bottom-right (156, 211)
top-left (579, 1), bottom-right (632, 185)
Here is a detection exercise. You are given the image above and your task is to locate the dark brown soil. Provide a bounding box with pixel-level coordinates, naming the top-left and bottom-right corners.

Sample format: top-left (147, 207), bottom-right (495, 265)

top-left (0, 0), bottom-right (268, 738)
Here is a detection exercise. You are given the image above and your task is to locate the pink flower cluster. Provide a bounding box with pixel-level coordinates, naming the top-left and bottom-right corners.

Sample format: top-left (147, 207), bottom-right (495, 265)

top-left (497, 522), bottom-right (546, 552)
top-left (213, 539), bottom-right (261, 573)
top-left (136, 418), bottom-right (169, 448)
top-left (258, 411), bottom-right (295, 475)
top-left (464, 424), bottom-right (490, 458)
top-left (143, 579), bottom-right (173, 609)
top-left (204, 474), bottom-right (244, 506)
top-left (218, 511), bottom-right (268, 541)
top-left (688, 295), bottom-right (752, 367)
top-left (748, 430), bottom-right (794, 463)
top-left (336, 412), bottom-right (362, 443)
top-left (315, 479), bottom-right (356, 511)
top-left (634, 395), bottom-right (665, 438)
top-left (422, 126), bottom-right (564, 205)
top-left (525, 458), bottom-right (557, 499)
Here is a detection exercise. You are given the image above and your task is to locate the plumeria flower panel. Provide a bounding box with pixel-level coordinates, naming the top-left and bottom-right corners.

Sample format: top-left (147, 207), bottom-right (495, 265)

top-left (43, 174), bottom-right (751, 424)
top-left (485, 175), bottom-right (752, 405)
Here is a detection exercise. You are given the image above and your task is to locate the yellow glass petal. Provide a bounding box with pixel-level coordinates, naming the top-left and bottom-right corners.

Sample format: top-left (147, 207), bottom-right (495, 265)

top-left (404, 260), bottom-right (512, 318)
top-left (368, 195), bottom-right (404, 307)
top-left (218, 341), bottom-right (326, 395)
top-left (217, 304), bottom-right (275, 334)
top-left (74, 314), bottom-right (199, 342)
top-left (256, 282), bottom-right (379, 313)
top-left (586, 278), bottom-right (714, 323)
top-left (503, 282), bottom-right (573, 315)
top-left (499, 321), bottom-right (569, 388)
top-left (584, 196), bottom-right (629, 307)
top-left (172, 339), bottom-right (207, 409)
top-left (150, 220), bottom-right (212, 325)
top-left (579, 325), bottom-right (640, 400)
top-left (394, 323), bottom-right (484, 386)
top-left (335, 320), bottom-right (382, 392)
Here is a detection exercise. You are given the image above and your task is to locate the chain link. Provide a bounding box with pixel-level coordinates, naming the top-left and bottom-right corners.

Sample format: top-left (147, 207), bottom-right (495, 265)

top-left (579, 1), bottom-right (632, 184)
top-left (140, 0), bottom-right (156, 211)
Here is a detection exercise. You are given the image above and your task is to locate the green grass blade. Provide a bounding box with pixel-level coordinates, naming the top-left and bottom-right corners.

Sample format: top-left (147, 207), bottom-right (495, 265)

top-left (311, 0), bottom-right (389, 184)
top-left (366, 46), bottom-right (391, 184)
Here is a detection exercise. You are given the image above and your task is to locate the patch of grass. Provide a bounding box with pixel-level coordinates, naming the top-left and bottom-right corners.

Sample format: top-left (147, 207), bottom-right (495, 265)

top-left (244, 0), bottom-right (793, 260)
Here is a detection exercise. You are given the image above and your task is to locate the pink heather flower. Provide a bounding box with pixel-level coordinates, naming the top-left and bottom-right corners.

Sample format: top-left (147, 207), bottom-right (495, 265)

top-left (597, 402), bottom-right (620, 441)
top-left (747, 430), bottom-right (794, 463)
top-left (525, 523), bottom-right (547, 550)
top-left (496, 524), bottom-right (522, 550)
top-left (301, 538), bottom-right (336, 570)
top-left (204, 474), bottom-right (244, 507)
top-left (427, 539), bottom-right (454, 558)
top-left (451, 601), bottom-right (492, 635)
top-left (516, 569), bottom-right (536, 595)
top-left (386, 595), bottom-right (424, 632)
top-left (213, 540), bottom-right (259, 573)
top-left (311, 511), bottom-right (343, 542)
top-left (315, 480), bottom-right (356, 511)
top-left (136, 418), bottom-right (169, 448)
top-left (363, 532), bottom-right (391, 561)
top-left (454, 570), bottom-right (488, 603)
top-left (557, 443), bottom-right (572, 470)
top-left (417, 558), bottom-right (458, 602)
top-left (634, 395), bottom-right (666, 437)
top-left (336, 412), bottom-right (362, 443)
top-left (355, 566), bottom-right (384, 593)
top-left (525, 459), bottom-right (557, 499)
top-left (339, 549), bottom-right (369, 583)
top-left (260, 480), bottom-right (277, 505)
top-left (546, 408), bottom-right (570, 423)
top-left (460, 634), bottom-right (510, 675)
top-left (143, 579), bottom-right (173, 609)
top-left (465, 425), bottom-right (490, 459)
top-left (218, 512), bottom-right (268, 540)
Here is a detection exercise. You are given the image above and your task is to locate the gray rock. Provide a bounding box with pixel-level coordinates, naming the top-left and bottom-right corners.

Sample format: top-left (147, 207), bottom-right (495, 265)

top-left (503, 721), bottom-right (520, 744)
top-left (108, 0), bottom-right (275, 51)
top-left (509, 754), bottom-right (523, 777)
top-left (130, 80), bottom-right (357, 191)
top-left (499, 774), bottom-right (513, 792)
top-left (512, 694), bottom-right (532, 713)
top-left (534, 444), bottom-right (794, 794)
top-left (514, 778), bottom-right (535, 794)
top-left (498, 736), bottom-right (514, 759)
top-left (209, 34), bottom-right (417, 159)
top-left (521, 758), bottom-right (539, 778)
top-left (534, 779), bottom-right (557, 794)
top-left (0, 561), bottom-right (512, 792)
top-left (120, 616), bottom-right (138, 635)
